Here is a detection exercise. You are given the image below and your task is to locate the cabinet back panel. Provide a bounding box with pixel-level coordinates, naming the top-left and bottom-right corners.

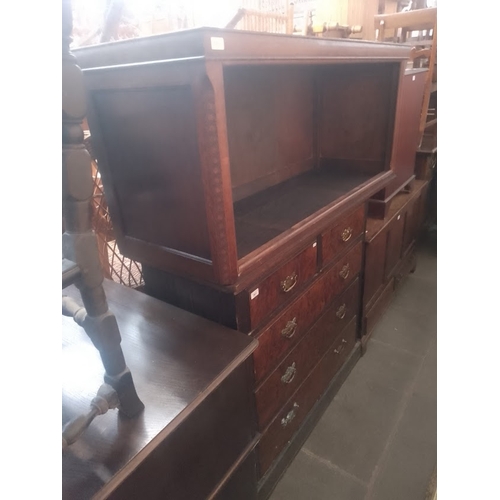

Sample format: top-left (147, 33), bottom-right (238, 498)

top-left (92, 86), bottom-right (211, 259)
top-left (224, 66), bottom-right (315, 202)
top-left (318, 63), bottom-right (398, 174)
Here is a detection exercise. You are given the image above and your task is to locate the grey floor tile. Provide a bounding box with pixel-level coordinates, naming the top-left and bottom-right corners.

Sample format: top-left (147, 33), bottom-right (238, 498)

top-left (270, 449), bottom-right (367, 500)
top-left (303, 364), bottom-right (407, 482)
top-left (412, 340), bottom-right (437, 401)
top-left (371, 305), bottom-right (436, 357)
top-left (352, 340), bottom-right (422, 394)
top-left (368, 393), bottom-right (437, 500)
top-left (391, 276), bottom-right (437, 316)
top-left (411, 247), bottom-right (437, 283)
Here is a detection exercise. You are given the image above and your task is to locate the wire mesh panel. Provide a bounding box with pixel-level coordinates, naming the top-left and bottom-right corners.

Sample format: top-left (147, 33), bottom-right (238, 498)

top-left (84, 133), bottom-right (144, 288)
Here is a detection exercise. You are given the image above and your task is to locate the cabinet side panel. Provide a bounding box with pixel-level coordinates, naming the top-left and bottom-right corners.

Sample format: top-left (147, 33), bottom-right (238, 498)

top-left (385, 70), bottom-right (427, 197)
top-left (91, 85), bottom-right (211, 260)
top-left (104, 361), bottom-right (256, 500)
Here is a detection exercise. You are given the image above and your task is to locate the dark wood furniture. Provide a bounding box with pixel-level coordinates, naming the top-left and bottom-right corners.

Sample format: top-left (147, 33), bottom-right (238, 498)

top-left (74, 28), bottom-right (411, 287)
top-left (74, 29), bottom-right (414, 496)
top-left (367, 67), bottom-right (427, 218)
top-left (374, 7), bottom-right (437, 178)
top-left (374, 8), bottom-right (437, 136)
top-left (62, 0), bottom-right (144, 422)
top-left (62, 279), bottom-right (258, 500)
top-left (361, 179), bottom-right (429, 349)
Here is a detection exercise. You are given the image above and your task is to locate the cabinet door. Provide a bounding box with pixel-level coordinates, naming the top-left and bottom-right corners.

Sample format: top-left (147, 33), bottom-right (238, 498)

top-left (416, 185), bottom-right (429, 229)
top-left (385, 212), bottom-right (405, 280)
top-left (363, 231), bottom-right (387, 308)
top-left (402, 197), bottom-right (418, 255)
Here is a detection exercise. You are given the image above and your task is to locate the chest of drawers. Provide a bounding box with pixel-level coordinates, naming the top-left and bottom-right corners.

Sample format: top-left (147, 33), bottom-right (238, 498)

top-left (142, 205), bottom-right (367, 484)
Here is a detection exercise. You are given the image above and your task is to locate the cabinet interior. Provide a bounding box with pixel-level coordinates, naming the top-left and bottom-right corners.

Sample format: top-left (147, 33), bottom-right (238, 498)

top-left (224, 62), bottom-right (400, 258)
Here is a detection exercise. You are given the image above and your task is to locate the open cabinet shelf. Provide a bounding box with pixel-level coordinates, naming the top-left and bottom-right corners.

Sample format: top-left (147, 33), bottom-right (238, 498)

top-left (75, 28), bottom-right (410, 286)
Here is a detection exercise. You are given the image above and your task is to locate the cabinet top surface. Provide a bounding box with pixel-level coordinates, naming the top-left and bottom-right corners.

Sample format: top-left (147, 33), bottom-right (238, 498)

top-left (365, 179), bottom-right (428, 241)
top-left (74, 26), bottom-right (411, 69)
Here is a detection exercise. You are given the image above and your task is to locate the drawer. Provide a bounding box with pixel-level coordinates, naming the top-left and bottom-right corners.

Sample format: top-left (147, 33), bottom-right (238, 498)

top-left (322, 240), bottom-right (363, 299)
top-left (258, 318), bottom-right (357, 476)
top-left (253, 275), bottom-right (360, 386)
top-left (320, 205), bottom-right (365, 268)
top-left (245, 243), bottom-right (318, 330)
top-left (255, 280), bottom-right (359, 430)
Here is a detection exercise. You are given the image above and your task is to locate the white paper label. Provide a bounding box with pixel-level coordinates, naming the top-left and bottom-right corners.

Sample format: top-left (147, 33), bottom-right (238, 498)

top-left (210, 37), bottom-right (225, 51)
top-left (250, 288), bottom-right (259, 300)
top-left (312, 242), bottom-right (317, 248)
top-left (397, 214), bottom-right (401, 220)
top-left (412, 75), bottom-right (416, 81)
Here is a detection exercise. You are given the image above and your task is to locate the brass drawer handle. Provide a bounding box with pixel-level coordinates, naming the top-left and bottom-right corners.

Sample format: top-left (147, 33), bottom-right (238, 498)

top-left (341, 227), bottom-right (353, 242)
top-left (334, 339), bottom-right (348, 355)
top-left (281, 272), bottom-right (298, 293)
top-left (281, 317), bottom-right (298, 339)
top-left (281, 402), bottom-right (299, 428)
top-left (336, 304), bottom-right (346, 320)
top-left (281, 362), bottom-right (297, 384)
top-left (339, 263), bottom-right (350, 280)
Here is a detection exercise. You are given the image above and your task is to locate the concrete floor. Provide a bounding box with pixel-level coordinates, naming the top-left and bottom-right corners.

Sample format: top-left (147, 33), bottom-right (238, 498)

top-left (269, 237), bottom-right (437, 500)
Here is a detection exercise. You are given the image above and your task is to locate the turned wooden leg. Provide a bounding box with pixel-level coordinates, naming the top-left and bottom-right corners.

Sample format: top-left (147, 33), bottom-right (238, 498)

top-left (62, 0), bottom-right (144, 419)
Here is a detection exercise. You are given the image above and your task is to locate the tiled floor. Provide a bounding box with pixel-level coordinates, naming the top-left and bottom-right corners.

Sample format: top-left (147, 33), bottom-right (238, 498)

top-left (269, 236), bottom-right (437, 500)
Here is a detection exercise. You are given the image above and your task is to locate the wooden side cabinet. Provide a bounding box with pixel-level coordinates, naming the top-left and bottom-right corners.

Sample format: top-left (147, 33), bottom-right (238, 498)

top-left (362, 179), bottom-right (429, 349)
top-left (62, 280), bottom-right (259, 500)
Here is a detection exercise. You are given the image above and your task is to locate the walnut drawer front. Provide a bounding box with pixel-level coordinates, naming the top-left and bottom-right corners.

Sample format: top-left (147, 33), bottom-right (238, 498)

top-left (255, 279), bottom-right (360, 430)
top-left (320, 205), bottom-right (365, 268)
top-left (245, 243), bottom-right (318, 330)
top-left (257, 318), bottom-right (358, 476)
top-left (321, 240), bottom-right (363, 300)
top-left (253, 276), bottom-right (360, 386)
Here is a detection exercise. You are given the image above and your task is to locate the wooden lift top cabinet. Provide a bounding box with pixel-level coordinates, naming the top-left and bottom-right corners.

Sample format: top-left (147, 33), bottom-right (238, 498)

top-left (74, 29), bottom-right (423, 497)
top-left (75, 28), bottom-right (412, 287)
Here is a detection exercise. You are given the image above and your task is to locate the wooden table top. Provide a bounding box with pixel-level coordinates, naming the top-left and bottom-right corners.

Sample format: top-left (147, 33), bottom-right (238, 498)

top-left (62, 279), bottom-right (257, 499)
